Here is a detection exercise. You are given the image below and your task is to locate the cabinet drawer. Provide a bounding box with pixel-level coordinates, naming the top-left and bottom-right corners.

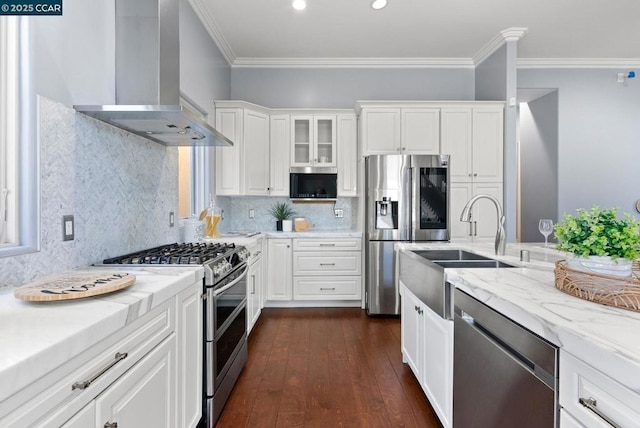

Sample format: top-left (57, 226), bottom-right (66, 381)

top-left (293, 252), bottom-right (361, 276)
top-left (559, 351), bottom-right (640, 428)
top-left (293, 276), bottom-right (361, 300)
top-left (293, 238), bottom-right (361, 251)
top-left (3, 300), bottom-right (175, 428)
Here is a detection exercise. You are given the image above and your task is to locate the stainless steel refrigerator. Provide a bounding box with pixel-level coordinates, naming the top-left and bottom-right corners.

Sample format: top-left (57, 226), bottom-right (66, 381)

top-left (365, 154), bottom-right (450, 316)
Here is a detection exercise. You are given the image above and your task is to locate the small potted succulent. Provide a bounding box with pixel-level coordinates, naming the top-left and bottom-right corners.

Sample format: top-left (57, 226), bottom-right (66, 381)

top-left (554, 206), bottom-right (640, 277)
top-left (269, 202), bottom-right (296, 231)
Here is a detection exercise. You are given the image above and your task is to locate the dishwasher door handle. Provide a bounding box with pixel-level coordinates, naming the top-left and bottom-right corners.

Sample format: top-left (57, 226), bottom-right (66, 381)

top-left (579, 397), bottom-right (621, 428)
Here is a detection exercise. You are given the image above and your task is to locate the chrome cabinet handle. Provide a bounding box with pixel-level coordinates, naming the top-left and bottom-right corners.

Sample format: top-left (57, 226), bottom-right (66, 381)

top-left (72, 352), bottom-right (128, 391)
top-left (319, 243), bottom-right (335, 247)
top-left (579, 397), bottom-right (621, 428)
top-left (319, 263), bottom-right (335, 266)
top-left (104, 422), bottom-right (118, 428)
top-left (473, 221), bottom-right (478, 236)
top-left (320, 287), bottom-right (335, 291)
top-left (251, 275), bottom-right (256, 294)
top-left (473, 173), bottom-right (478, 177)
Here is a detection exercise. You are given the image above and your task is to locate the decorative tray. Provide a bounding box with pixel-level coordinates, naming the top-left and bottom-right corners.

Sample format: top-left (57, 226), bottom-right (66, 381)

top-left (14, 272), bottom-right (135, 302)
top-left (555, 260), bottom-right (640, 313)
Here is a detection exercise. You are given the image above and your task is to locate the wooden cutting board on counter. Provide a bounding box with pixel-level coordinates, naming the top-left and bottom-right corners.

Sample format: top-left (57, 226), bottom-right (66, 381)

top-left (14, 272), bottom-right (136, 302)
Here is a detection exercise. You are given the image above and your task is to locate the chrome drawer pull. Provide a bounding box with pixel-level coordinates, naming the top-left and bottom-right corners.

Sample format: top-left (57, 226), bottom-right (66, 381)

top-left (319, 263), bottom-right (336, 266)
top-left (104, 422), bottom-right (118, 428)
top-left (72, 352), bottom-right (128, 391)
top-left (579, 397), bottom-right (621, 428)
top-left (320, 287), bottom-right (336, 291)
top-left (319, 243), bottom-right (335, 247)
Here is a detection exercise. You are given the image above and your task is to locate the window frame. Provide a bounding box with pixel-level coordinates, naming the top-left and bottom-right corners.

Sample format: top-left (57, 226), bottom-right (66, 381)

top-left (0, 16), bottom-right (40, 257)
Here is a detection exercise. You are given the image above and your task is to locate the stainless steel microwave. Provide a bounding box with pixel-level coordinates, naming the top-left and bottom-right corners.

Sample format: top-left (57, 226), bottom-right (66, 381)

top-left (289, 167), bottom-right (338, 200)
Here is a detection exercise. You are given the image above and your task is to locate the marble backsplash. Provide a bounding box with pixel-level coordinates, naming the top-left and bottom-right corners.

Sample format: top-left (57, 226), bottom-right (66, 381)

top-left (0, 97), bottom-right (180, 289)
top-left (215, 196), bottom-right (358, 232)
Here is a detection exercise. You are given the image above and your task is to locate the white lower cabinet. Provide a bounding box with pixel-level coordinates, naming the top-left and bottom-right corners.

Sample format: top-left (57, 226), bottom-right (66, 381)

top-left (247, 239), bottom-right (264, 333)
top-left (266, 238), bottom-right (293, 301)
top-left (559, 351), bottom-right (640, 427)
top-left (265, 237), bottom-right (362, 303)
top-left (2, 281), bottom-right (202, 428)
top-left (96, 335), bottom-right (175, 427)
top-left (400, 282), bottom-right (453, 428)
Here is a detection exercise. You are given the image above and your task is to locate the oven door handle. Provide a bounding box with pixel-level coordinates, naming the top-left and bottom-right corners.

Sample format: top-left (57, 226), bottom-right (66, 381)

top-left (213, 264), bottom-right (249, 297)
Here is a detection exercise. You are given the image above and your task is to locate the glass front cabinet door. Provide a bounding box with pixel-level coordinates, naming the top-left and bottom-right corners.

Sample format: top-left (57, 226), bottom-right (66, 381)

top-left (291, 116), bottom-right (336, 167)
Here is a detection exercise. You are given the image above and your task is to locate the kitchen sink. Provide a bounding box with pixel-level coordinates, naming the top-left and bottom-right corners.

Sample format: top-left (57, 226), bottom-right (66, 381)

top-left (412, 249), bottom-right (494, 262)
top-left (431, 260), bottom-right (516, 269)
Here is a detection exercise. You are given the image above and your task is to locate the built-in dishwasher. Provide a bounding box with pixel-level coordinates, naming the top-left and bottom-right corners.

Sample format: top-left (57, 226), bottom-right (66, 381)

top-left (453, 289), bottom-right (559, 427)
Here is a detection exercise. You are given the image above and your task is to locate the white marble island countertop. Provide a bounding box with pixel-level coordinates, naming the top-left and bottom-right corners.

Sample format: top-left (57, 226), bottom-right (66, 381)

top-left (0, 265), bottom-right (203, 404)
top-left (398, 242), bottom-right (640, 395)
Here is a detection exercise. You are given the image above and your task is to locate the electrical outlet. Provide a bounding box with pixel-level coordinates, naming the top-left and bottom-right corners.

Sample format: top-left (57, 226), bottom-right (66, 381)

top-left (334, 209), bottom-right (344, 218)
top-left (249, 209), bottom-right (255, 219)
top-left (169, 211), bottom-right (175, 227)
top-left (63, 215), bottom-right (74, 241)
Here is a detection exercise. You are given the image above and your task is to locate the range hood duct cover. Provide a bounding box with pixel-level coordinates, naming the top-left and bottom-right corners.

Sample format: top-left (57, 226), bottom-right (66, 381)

top-left (74, 0), bottom-right (232, 147)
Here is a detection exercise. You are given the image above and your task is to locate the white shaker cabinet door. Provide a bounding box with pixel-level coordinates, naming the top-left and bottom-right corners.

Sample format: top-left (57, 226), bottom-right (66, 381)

top-left (243, 109), bottom-right (270, 195)
top-left (472, 107), bottom-right (504, 183)
top-left (96, 335), bottom-right (176, 428)
top-left (401, 108), bottom-right (440, 154)
top-left (215, 109), bottom-right (242, 195)
top-left (266, 239), bottom-right (293, 301)
top-left (440, 108), bottom-right (473, 182)
top-left (361, 108), bottom-right (401, 155)
top-left (269, 115), bottom-right (291, 196)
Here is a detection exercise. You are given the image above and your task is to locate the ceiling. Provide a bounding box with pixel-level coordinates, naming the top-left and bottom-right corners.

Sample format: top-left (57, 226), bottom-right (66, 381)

top-left (189, 0), bottom-right (640, 68)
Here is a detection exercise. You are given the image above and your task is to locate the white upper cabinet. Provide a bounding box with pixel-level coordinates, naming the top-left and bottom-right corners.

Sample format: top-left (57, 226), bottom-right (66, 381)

top-left (268, 115), bottom-right (290, 196)
top-left (401, 108), bottom-right (440, 154)
top-left (337, 114), bottom-right (358, 197)
top-left (359, 104), bottom-right (440, 155)
top-left (290, 115), bottom-right (336, 167)
top-left (215, 102), bottom-right (270, 196)
top-left (440, 105), bottom-right (504, 183)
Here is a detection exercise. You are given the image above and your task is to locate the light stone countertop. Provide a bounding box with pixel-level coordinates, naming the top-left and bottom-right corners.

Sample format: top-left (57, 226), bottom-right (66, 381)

top-left (397, 241), bottom-right (640, 395)
top-left (0, 265), bottom-right (203, 404)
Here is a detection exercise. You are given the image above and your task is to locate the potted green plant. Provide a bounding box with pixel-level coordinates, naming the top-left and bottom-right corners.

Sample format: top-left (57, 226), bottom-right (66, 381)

top-left (554, 206), bottom-right (640, 277)
top-left (269, 202), bottom-right (296, 231)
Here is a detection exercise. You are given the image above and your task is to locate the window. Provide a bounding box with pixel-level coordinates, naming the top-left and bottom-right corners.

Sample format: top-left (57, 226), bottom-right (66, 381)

top-left (1, 16), bottom-right (18, 247)
top-left (0, 16), bottom-right (39, 257)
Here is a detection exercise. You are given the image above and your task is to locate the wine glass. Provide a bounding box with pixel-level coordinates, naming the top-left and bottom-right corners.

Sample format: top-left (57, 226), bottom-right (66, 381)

top-left (538, 219), bottom-right (554, 247)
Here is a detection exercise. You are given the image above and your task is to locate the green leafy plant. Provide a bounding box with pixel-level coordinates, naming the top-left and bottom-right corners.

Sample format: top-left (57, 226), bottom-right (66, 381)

top-left (268, 202), bottom-right (296, 221)
top-left (554, 206), bottom-right (640, 260)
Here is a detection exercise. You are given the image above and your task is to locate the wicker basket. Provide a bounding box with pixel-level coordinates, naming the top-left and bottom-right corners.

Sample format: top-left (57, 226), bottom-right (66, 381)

top-left (555, 260), bottom-right (640, 313)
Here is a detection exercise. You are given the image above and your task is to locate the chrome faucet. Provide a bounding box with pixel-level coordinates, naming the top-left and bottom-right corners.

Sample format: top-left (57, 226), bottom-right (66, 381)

top-left (460, 194), bottom-right (506, 256)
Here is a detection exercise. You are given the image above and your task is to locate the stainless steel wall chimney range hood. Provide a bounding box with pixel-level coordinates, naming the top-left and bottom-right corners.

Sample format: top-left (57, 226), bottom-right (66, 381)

top-left (74, 0), bottom-right (232, 147)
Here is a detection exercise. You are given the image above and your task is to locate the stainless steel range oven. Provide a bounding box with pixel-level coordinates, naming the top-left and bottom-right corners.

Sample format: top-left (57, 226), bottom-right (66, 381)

top-left (102, 242), bottom-right (249, 428)
top-left (204, 256), bottom-right (248, 426)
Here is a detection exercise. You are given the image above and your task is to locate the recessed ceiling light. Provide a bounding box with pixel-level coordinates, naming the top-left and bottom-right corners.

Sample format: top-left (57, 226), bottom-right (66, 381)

top-left (371, 0), bottom-right (387, 10)
top-left (292, 0), bottom-right (306, 10)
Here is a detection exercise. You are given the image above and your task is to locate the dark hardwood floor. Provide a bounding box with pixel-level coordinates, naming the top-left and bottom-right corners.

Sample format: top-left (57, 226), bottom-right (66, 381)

top-left (216, 308), bottom-right (442, 428)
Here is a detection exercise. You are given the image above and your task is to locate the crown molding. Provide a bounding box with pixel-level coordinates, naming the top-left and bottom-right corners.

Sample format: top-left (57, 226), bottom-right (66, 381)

top-left (517, 58), bottom-right (640, 68)
top-left (231, 57), bottom-right (475, 68)
top-left (473, 27), bottom-right (528, 66)
top-left (187, 0), bottom-right (236, 65)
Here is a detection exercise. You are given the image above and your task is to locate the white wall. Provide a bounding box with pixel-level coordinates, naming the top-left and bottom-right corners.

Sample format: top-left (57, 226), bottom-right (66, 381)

top-left (230, 67), bottom-right (475, 108)
top-left (519, 91), bottom-right (559, 241)
top-left (518, 68), bottom-right (640, 219)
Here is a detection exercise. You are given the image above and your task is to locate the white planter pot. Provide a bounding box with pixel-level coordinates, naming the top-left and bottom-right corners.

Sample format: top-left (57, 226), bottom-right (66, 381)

top-left (567, 255), bottom-right (633, 277)
top-left (282, 219), bottom-right (293, 232)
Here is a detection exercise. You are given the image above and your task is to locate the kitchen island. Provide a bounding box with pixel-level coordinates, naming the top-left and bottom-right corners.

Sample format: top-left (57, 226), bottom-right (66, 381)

top-left (398, 242), bottom-right (640, 427)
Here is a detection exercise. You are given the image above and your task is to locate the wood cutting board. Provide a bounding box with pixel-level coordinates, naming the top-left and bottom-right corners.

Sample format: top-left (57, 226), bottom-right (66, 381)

top-left (14, 272), bottom-right (136, 302)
